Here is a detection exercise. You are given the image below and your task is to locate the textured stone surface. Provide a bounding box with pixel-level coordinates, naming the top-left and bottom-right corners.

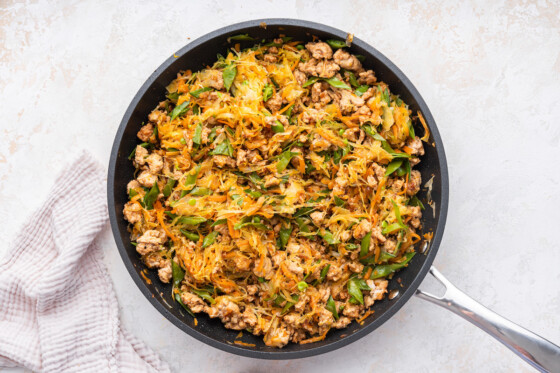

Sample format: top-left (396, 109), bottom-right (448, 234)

top-left (1, 1), bottom-right (559, 372)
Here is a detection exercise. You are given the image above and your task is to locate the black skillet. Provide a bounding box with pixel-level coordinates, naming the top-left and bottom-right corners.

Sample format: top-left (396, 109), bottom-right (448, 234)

top-left (108, 19), bottom-right (560, 371)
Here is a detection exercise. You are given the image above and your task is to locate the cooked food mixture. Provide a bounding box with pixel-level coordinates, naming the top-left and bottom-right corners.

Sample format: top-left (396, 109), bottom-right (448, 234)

top-left (124, 37), bottom-right (429, 347)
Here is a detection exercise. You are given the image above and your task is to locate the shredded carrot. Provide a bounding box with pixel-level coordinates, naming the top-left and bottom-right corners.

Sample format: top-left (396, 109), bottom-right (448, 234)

top-left (217, 119), bottom-right (234, 127)
top-left (418, 111), bottom-right (430, 142)
top-left (207, 194), bottom-right (227, 202)
top-left (227, 218), bottom-right (240, 239)
top-left (234, 341), bottom-right (256, 347)
top-left (140, 270), bottom-right (152, 284)
top-left (372, 178), bottom-right (386, 207)
top-left (154, 201), bottom-right (178, 242)
top-left (361, 248), bottom-right (376, 261)
top-left (363, 267), bottom-right (373, 280)
top-left (374, 245), bottom-right (381, 263)
top-left (281, 263), bottom-right (299, 283)
top-left (278, 102), bottom-right (294, 115)
top-left (405, 171), bottom-right (409, 192)
top-left (300, 331), bottom-right (327, 344)
top-left (194, 318), bottom-right (198, 326)
top-left (410, 231), bottom-right (421, 244)
top-left (424, 232), bottom-right (434, 241)
top-left (357, 309), bottom-right (374, 324)
top-left (403, 145), bottom-right (413, 155)
top-left (339, 116), bottom-right (359, 128)
top-left (296, 156), bottom-right (306, 174)
top-left (291, 59), bottom-right (299, 71)
top-left (234, 43), bottom-right (240, 52)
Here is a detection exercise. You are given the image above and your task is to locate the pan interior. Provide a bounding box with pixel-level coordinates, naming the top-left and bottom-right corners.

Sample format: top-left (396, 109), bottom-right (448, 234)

top-left (108, 18), bottom-right (448, 359)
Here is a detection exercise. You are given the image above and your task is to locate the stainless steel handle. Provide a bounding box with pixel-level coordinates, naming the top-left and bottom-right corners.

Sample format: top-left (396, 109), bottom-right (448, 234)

top-left (415, 266), bottom-right (560, 372)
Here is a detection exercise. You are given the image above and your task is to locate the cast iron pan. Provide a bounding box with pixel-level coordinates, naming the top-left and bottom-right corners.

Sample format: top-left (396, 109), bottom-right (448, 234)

top-left (108, 18), bottom-right (449, 359)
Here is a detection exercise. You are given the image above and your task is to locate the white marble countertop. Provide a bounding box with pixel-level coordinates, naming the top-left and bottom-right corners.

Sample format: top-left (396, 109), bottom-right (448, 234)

top-left (1, 1), bottom-right (559, 372)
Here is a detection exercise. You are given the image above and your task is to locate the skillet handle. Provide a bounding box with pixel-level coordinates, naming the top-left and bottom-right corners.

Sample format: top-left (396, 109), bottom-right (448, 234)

top-left (415, 266), bottom-right (560, 372)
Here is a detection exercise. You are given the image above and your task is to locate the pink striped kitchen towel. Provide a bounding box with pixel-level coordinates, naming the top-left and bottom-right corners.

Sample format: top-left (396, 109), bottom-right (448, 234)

top-left (0, 151), bottom-right (170, 373)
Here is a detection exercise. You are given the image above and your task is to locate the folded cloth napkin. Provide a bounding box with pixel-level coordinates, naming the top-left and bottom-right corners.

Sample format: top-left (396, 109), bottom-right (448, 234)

top-left (0, 152), bottom-right (170, 373)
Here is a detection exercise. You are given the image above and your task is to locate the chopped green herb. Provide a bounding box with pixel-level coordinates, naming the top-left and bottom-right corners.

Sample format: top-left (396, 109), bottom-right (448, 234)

top-left (143, 183), bottom-right (159, 210)
top-left (408, 195), bottom-right (425, 210)
top-left (172, 260), bottom-right (185, 287)
top-left (262, 83), bottom-right (273, 102)
top-left (408, 120), bottom-right (415, 138)
top-left (281, 294), bottom-right (299, 315)
top-left (271, 120), bottom-right (285, 133)
top-left (320, 230), bottom-right (339, 245)
top-left (234, 216), bottom-right (268, 230)
top-left (175, 294), bottom-right (194, 316)
top-left (189, 187), bottom-right (212, 196)
top-left (162, 179), bottom-right (176, 197)
top-left (193, 123), bottom-right (203, 145)
top-left (295, 217), bottom-right (312, 234)
top-left (202, 231), bottom-right (219, 248)
top-left (208, 127), bottom-right (217, 143)
top-left (326, 295), bottom-right (339, 320)
top-left (302, 76), bottom-right (320, 88)
top-left (191, 288), bottom-right (216, 304)
top-left (355, 85), bottom-right (369, 97)
top-left (128, 142), bottom-right (149, 160)
top-left (325, 77), bottom-right (351, 90)
top-left (385, 159), bottom-right (403, 176)
top-left (180, 229), bottom-right (200, 241)
top-left (360, 231), bottom-right (372, 258)
top-left (320, 263), bottom-right (331, 283)
top-left (223, 64), bottom-right (237, 92)
top-left (276, 151), bottom-right (299, 172)
top-left (211, 219), bottom-right (227, 227)
top-left (334, 196), bottom-right (346, 207)
top-left (189, 87), bottom-right (212, 98)
top-left (380, 87), bottom-right (391, 105)
top-left (391, 199), bottom-right (406, 229)
top-left (185, 165), bottom-right (201, 187)
top-left (326, 39), bottom-right (347, 49)
top-left (177, 216), bottom-right (207, 226)
top-left (294, 207), bottom-right (315, 218)
top-left (348, 72), bottom-right (359, 87)
top-left (347, 277), bottom-right (371, 305)
top-left (278, 224), bottom-right (293, 249)
top-left (170, 101), bottom-right (189, 121)
top-left (228, 33), bottom-right (254, 42)
top-left (245, 189), bottom-right (262, 199)
top-left (211, 137), bottom-right (234, 157)
top-left (167, 91), bottom-right (180, 102)
top-left (382, 222), bottom-right (402, 235)
top-left (395, 159), bottom-right (411, 177)
top-left (371, 252), bottom-right (416, 279)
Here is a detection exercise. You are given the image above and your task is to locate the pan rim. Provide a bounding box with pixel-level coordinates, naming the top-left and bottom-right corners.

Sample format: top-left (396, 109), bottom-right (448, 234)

top-left (107, 18), bottom-right (449, 360)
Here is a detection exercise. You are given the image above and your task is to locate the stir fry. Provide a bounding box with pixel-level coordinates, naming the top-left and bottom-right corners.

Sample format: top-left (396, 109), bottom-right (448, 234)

top-left (123, 36), bottom-right (428, 347)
